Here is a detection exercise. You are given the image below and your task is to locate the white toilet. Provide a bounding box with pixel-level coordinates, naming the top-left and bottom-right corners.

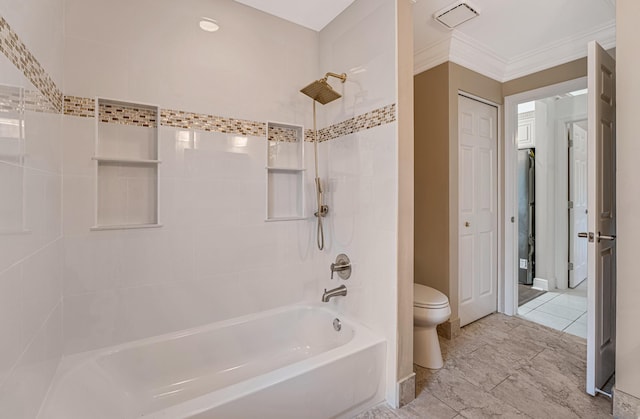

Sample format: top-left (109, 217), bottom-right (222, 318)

top-left (413, 283), bottom-right (451, 369)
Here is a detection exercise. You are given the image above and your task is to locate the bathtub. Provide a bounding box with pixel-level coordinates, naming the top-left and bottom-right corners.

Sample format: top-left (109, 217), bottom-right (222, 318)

top-left (39, 304), bottom-right (386, 419)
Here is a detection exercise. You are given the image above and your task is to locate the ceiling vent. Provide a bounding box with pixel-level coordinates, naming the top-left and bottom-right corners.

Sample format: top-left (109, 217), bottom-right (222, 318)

top-left (434, 1), bottom-right (480, 29)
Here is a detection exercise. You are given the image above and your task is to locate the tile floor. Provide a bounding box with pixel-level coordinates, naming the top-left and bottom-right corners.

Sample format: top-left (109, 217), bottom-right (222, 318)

top-left (355, 313), bottom-right (611, 418)
top-left (518, 281), bottom-right (587, 338)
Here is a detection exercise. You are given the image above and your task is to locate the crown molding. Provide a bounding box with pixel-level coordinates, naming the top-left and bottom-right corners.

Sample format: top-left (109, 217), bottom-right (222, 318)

top-left (414, 37), bottom-right (450, 75)
top-left (413, 19), bottom-right (617, 82)
top-left (503, 20), bottom-right (616, 81)
top-left (448, 31), bottom-right (507, 82)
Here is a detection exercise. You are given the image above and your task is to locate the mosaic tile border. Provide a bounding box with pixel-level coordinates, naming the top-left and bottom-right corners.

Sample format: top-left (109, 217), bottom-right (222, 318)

top-left (0, 85), bottom-right (59, 114)
top-left (0, 14), bottom-right (396, 137)
top-left (64, 96), bottom-right (95, 118)
top-left (304, 129), bottom-right (315, 143)
top-left (99, 101), bottom-right (157, 128)
top-left (0, 85), bottom-right (22, 114)
top-left (23, 88), bottom-right (60, 113)
top-left (0, 16), bottom-right (62, 113)
top-left (318, 103), bottom-right (396, 142)
top-left (64, 96), bottom-right (397, 142)
top-left (161, 108), bottom-right (265, 137)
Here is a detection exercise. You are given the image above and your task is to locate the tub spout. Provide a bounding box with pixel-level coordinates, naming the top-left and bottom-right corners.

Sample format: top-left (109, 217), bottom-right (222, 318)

top-left (322, 285), bottom-right (347, 302)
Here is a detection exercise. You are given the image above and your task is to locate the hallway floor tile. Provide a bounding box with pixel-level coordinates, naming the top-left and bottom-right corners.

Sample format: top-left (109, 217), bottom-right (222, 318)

top-left (518, 281), bottom-right (588, 338)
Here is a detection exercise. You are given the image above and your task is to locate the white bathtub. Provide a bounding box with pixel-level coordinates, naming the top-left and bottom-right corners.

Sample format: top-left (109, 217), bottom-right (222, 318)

top-left (39, 304), bottom-right (386, 419)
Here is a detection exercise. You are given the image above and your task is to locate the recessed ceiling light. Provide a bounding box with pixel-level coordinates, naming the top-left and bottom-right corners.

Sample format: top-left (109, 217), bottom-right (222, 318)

top-left (199, 18), bottom-right (219, 32)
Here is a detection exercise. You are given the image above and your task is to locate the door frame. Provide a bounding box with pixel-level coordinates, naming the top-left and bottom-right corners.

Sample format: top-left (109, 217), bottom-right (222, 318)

top-left (457, 92), bottom-right (501, 325)
top-left (502, 77), bottom-right (587, 315)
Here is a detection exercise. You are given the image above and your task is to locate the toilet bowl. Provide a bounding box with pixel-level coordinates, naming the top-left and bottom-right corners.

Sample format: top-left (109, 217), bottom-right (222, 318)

top-left (413, 283), bottom-right (451, 369)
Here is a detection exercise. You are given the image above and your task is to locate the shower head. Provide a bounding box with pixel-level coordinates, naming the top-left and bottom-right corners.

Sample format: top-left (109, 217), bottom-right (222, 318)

top-left (300, 72), bottom-right (347, 105)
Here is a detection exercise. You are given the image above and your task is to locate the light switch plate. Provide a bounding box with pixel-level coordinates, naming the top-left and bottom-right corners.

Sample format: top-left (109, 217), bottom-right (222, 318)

top-left (519, 259), bottom-right (528, 269)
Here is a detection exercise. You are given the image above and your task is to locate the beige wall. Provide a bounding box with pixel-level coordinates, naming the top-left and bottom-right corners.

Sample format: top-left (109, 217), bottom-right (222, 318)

top-left (414, 59), bottom-right (588, 326)
top-left (414, 63), bottom-right (450, 297)
top-left (615, 0), bottom-right (640, 400)
top-left (451, 62), bottom-right (504, 104)
top-left (396, 0), bottom-right (415, 390)
top-left (414, 62), bottom-right (501, 322)
top-left (503, 58), bottom-right (587, 97)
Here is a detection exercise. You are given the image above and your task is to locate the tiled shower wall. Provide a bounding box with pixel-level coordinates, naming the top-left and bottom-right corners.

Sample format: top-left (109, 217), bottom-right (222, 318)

top-left (316, 0), bottom-right (399, 404)
top-left (0, 2), bottom-right (65, 417)
top-left (2, 0), bottom-right (400, 414)
top-left (60, 0), bottom-right (397, 356)
top-left (61, 0), bottom-right (323, 354)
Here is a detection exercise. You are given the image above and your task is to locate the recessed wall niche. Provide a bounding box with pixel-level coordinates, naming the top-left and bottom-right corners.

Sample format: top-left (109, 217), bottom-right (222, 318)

top-left (92, 98), bottom-right (161, 230)
top-left (266, 121), bottom-right (305, 221)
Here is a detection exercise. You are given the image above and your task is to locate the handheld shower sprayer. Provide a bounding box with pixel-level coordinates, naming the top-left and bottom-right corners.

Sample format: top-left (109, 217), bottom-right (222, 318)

top-left (300, 71), bottom-right (347, 250)
top-left (314, 178), bottom-right (328, 218)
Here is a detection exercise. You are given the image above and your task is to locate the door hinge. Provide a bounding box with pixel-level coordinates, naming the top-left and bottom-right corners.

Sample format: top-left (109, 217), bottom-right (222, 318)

top-left (568, 200), bottom-right (574, 209)
top-left (568, 139), bottom-right (574, 148)
top-left (568, 262), bottom-right (574, 271)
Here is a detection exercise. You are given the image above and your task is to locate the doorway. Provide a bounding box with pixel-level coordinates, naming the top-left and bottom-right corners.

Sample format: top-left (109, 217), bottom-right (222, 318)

top-left (511, 90), bottom-right (589, 337)
top-left (503, 77), bottom-right (588, 317)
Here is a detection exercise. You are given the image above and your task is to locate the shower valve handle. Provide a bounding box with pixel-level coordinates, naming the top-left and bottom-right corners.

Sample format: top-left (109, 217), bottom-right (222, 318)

top-left (330, 254), bottom-right (351, 280)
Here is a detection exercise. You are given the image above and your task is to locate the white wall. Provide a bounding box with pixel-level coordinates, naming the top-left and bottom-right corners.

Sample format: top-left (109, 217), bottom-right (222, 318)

top-left (532, 93), bottom-right (586, 291)
top-left (63, 124), bottom-right (324, 352)
top-left (533, 99), bottom-right (554, 289)
top-left (316, 0), bottom-right (399, 404)
top-left (615, 0), bottom-right (640, 403)
top-left (0, 0), bottom-right (65, 416)
top-left (62, 0), bottom-right (323, 354)
top-left (63, 0), bottom-right (319, 124)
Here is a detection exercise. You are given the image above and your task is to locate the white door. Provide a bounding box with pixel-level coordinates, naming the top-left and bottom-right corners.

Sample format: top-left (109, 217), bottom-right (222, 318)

top-left (458, 95), bottom-right (498, 327)
top-left (586, 41), bottom-right (616, 396)
top-left (569, 121), bottom-right (588, 288)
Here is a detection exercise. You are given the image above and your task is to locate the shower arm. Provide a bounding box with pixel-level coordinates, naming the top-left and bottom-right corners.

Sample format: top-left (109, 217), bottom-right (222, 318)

top-left (324, 72), bottom-right (347, 83)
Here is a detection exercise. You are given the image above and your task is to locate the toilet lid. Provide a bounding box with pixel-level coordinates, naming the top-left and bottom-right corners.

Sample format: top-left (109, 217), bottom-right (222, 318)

top-left (414, 283), bottom-right (449, 309)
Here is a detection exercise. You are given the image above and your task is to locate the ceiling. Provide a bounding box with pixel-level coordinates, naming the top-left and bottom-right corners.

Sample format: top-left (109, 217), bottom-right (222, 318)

top-left (233, 0), bottom-right (355, 31)
top-left (413, 0), bottom-right (616, 81)
top-left (233, 0), bottom-right (616, 82)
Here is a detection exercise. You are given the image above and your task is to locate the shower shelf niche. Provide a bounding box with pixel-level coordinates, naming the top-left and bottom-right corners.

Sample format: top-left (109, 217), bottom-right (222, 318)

top-left (265, 121), bottom-right (306, 221)
top-left (91, 98), bottom-right (161, 231)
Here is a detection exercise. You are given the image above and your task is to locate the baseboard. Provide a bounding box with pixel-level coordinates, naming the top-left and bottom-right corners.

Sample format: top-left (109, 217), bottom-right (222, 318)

top-left (437, 318), bottom-right (461, 340)
top-left (397, 372), bottom-right (416, 407)
top-left (614, 387), bottom-right (640, 419)
top-left (532, 277), bottom-right (549, 291)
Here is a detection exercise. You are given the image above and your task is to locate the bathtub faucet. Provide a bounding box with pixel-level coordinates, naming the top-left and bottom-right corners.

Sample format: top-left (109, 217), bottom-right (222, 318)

top-left (322, 285), bottom-right (347, 302)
